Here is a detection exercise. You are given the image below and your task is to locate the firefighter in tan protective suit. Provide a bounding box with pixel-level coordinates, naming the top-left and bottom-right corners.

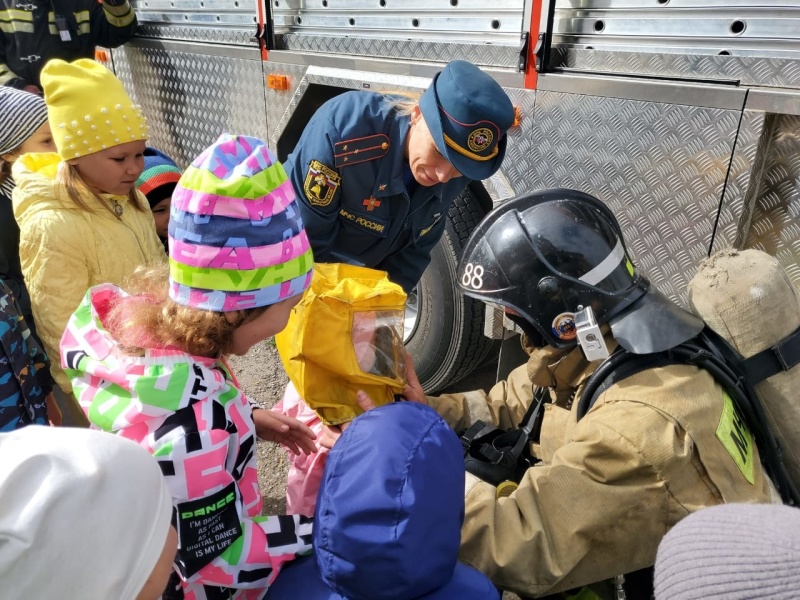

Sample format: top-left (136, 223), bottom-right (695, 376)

top-left (400, 189), bottom-right (777, 599)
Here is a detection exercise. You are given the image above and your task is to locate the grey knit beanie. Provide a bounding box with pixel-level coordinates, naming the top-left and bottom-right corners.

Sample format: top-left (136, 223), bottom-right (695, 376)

top-left (0, 87), bottom-right (48, 155)
top-left (654, 503), bottom-right (800, 600)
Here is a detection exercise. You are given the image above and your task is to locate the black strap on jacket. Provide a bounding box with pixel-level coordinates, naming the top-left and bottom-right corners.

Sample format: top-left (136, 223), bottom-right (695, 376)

top-left (577, 327), bottom-right (800, 505)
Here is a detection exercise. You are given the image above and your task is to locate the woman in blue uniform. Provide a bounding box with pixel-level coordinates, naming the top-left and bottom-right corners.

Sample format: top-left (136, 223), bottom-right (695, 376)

top-left (285, 60), bottom-right (515, 292)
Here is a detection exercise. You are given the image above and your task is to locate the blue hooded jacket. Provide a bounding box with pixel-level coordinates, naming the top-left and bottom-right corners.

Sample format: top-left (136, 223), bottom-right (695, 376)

top-left (267, 402), bottom-right (498, 600)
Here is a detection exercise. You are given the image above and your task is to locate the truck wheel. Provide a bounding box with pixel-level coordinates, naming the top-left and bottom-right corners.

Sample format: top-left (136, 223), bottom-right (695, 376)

top-left (404, 188), bottom-right (494, 393)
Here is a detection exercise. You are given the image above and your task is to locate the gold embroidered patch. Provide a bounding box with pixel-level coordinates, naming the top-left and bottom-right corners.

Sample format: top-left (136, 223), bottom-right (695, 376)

top-left (419, 212), bottom-right (443, 237)
top-left (339, 208), bottom-right (386, 234)
top-left (303, 160), bottom-right (341, 207)
top-left (467, 127), bottom-right (494, 153)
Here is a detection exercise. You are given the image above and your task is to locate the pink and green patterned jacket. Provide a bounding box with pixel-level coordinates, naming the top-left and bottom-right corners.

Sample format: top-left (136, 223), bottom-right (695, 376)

top-left (61, 283), bottom-right (312, 600)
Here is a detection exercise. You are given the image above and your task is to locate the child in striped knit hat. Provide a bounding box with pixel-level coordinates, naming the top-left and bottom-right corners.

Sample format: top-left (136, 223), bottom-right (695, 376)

top-left (60, 134), bottom-right (317, 600)
top-left (137, 147), bottom-right (184, 251)
top-left (0, 87), bottom-right (55, 331)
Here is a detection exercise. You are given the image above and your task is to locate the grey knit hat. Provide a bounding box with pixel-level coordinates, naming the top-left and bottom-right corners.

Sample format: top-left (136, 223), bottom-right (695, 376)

top-left (0, 87), bottom-right (48, 155)
top-left (654, 503), bottom-right (800, 600)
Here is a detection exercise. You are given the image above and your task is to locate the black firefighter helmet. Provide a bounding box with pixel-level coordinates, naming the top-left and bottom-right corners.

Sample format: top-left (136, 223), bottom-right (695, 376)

top-left (456, 189), bottom-right (704, 354)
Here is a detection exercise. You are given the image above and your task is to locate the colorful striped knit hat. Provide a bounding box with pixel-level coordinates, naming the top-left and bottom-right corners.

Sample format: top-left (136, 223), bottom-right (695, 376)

top-left (168, 134), bottom-right (314, 312)
top-left (136, 147), bottom-right (182, 209)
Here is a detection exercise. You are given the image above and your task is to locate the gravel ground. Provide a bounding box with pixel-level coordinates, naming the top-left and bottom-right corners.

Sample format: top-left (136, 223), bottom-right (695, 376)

top-left (227, 340), bottom-right (292, 516)
top-left (228, 340), bottom-right (520, 600)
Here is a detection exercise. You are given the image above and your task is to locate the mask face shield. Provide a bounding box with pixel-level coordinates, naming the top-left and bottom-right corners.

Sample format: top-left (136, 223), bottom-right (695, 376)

top-left (352, 310), bottom-right (407, 382)
top-left (275, 263), bottom-right (408, 425)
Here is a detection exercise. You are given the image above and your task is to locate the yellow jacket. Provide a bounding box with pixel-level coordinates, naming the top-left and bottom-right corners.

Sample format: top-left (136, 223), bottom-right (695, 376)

top-left (427, 335), bottom-right (776, 597)
top-left (12, 153), bottom-right (165, 392)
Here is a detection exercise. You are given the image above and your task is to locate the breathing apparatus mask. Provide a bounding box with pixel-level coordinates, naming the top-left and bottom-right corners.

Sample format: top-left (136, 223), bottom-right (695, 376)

top-left (276, 264), bottom-right (407, 426)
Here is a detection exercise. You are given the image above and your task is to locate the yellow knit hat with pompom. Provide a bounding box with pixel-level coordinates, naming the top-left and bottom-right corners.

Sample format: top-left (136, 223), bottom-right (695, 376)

top-left (41, 59), bottom-right (148, 160)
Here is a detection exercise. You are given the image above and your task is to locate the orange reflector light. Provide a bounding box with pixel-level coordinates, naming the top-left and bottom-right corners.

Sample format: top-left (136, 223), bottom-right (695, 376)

top-left (512, 105), bottom-right (522, 128)
top-left (267, 74), bottom-right (290, 91)
top-left (95, 49), bottom-right (109, 63)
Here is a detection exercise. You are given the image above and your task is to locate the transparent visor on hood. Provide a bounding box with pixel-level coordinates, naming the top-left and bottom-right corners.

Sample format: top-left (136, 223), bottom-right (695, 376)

top-left (352, 310), bottom-right (407, 382)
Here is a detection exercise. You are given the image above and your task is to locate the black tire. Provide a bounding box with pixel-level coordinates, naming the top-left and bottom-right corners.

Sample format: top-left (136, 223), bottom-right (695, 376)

top-left (404, 188), bottom-right (495, 393)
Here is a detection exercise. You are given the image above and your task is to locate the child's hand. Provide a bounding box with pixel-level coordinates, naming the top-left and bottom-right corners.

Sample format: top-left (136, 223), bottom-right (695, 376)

top-left (318, 425), bottom-right (343, 450)
top-left (402, 352), bottom-right (426, 403)
top-left (319, 390), bottom-right (378, 449)
top-left (252, 408), bottom-right (317, 455)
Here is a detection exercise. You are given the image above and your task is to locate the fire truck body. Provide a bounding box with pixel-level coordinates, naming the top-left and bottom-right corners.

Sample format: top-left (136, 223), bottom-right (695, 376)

top-left (110, 1), bottom-right (800, 390)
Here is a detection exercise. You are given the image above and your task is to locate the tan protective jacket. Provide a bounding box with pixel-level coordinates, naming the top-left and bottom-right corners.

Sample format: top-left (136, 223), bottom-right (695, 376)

top-left (12, 153), bottom-right (165, 392)
top-left (427, 335), bottom-right (776, 598)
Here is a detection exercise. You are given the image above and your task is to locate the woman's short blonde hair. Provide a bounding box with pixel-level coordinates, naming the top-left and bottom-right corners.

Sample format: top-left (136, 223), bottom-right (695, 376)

top-left (382, 90), bottom-right (422, 117)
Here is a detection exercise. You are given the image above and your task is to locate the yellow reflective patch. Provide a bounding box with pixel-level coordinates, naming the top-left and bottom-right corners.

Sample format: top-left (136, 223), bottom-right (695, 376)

top-left (102, 4), bottom-right (135, 27)
top-left (0, 21), bottom-right (33, 33)
top-left (716, 391), bottom-right (755, 484)
top-left (0, 9), bottom-right (34, 22)
top-left (74, 10), bottom-right (90, 23)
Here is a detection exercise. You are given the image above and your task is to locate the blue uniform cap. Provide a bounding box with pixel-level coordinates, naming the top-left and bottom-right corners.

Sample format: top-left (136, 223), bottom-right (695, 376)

top-left (419, 60), bottom-right (514, 181)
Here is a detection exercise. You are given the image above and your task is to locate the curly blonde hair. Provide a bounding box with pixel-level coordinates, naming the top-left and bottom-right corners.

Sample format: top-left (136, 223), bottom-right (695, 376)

top-left (107, 264), bottom-right (269, 358)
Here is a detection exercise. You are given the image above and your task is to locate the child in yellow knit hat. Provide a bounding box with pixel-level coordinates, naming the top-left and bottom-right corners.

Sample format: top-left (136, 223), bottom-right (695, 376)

top-left (11, 58), bottom-right (164, 424)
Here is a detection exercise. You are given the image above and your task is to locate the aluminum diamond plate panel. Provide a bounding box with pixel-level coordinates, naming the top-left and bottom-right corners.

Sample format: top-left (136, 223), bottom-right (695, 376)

top-left (551, 49), bottom-right (800, 90)
top-left (265, 64), bottom-right (433, 150)
top-left (552, 3), bottom-right (800, 56)
top-left (274, 34), bottom-right (519, 69)
top-left (112, 46), bottom-right (269, 168)
top-left (135, 24), bottom-right (256, 46)
top-left (745, 115), bottom-right (800, 286)
top-left (272, 1), bottom-right (523, 46)
top-left (263, 62), bottom-right (309, 149)
top-left (503, 90), bottom-right (742, 305)
top-left (711, 109), bottom-right (768, 254)
top-left (131, 0), bottom-right (257, 46)
top-left (487, 86), bottom-right (537, 201)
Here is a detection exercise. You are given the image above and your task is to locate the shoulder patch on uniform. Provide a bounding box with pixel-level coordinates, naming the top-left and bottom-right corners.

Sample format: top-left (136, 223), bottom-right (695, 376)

top-left (303, 160), bottom-right (341, 207)
top-left (334, 134), bottom-right (390, 168)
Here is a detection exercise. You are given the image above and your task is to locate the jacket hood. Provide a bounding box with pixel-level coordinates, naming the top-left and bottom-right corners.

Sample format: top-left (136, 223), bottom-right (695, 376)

top-left (61, 284), bottom-right (228, 433)
top-left (266, 402), bottom-right (497, 600)
top-left (11, 153), bottom-right (61, 224)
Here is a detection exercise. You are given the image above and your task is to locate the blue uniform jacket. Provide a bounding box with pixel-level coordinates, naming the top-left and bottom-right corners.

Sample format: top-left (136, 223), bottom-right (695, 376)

top-left (285, 91), bottom-right (469, 292)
